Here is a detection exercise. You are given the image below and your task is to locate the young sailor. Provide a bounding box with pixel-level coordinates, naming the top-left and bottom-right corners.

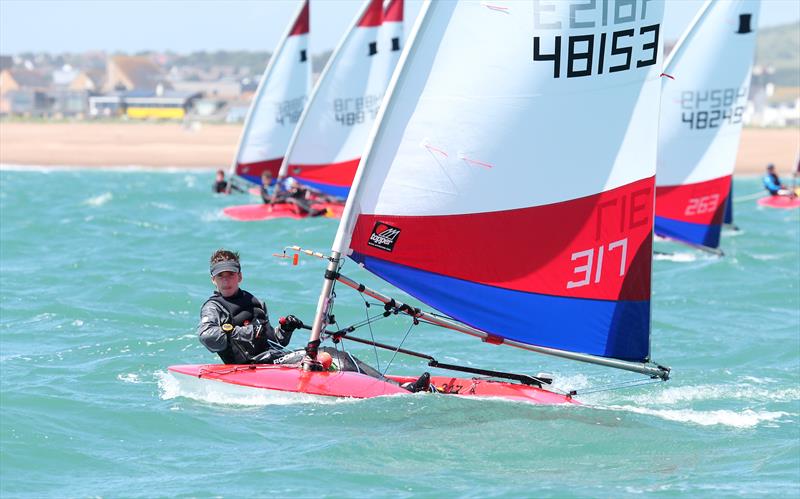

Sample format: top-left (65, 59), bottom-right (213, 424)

top-left (198, 249), bottom-right (302, 364)
top-left (213, 170), bottom-right (243, 194)
top-left (762, 164), bottom-right (792, 196)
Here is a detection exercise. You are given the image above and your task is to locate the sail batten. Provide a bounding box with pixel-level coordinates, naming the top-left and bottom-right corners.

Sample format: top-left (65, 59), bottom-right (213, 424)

top-left (655, 0), bottom-right (760, 249)
top-left (312, 0), bottom-right (667, 368)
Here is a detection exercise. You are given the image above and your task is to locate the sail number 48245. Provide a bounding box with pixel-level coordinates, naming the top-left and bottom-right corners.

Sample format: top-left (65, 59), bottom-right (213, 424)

top-left (567, 238), bottom-right (628, 289)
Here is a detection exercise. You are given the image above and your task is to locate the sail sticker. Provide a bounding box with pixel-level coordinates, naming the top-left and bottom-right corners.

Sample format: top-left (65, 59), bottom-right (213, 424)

top-left (737, 14), bottom-right (752, 34)
top-left (367, 222), bottom-right (401, 252)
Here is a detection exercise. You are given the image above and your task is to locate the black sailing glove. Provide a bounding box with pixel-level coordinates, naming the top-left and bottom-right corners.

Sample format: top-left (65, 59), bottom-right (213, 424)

top-left (279, 315), bottom-right (304, 334)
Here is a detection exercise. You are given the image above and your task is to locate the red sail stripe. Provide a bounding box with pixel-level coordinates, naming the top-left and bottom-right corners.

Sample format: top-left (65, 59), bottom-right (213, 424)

top-left (236, 157), bottom-right (283, 179)
top-left (655, 175), bottom-right (731, 225)
top-left (358, 0), bottom-right (384, 27)
top-left (384, 0), bottom-right (404, 22)
top-left (289, 0), bottom-right (310, 36)
top-left (287, 158), bottom-right (360, 186)
top-left (350, 176), bottom-right (655, 302)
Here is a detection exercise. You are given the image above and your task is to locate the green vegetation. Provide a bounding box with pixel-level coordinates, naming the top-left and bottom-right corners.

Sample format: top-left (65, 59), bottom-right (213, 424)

top-left (757, 22), bottom-right (800, 86)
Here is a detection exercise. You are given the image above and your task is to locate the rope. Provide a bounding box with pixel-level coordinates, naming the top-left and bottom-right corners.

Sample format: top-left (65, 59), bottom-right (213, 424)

top-left (381, 321), bottom-right (415, 377)
top-left (570, 377), bottom-right (664, 396)
top-left (359, 291), bottom-right (382, 372)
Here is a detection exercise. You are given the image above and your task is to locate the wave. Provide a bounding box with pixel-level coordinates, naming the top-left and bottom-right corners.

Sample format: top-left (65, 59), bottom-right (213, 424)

top-left (602, 405), bottom-right (790, 428)
top-left (83, 192), bottom-right (113, 206)
top-left (155, 370), bottom-right (359, 407)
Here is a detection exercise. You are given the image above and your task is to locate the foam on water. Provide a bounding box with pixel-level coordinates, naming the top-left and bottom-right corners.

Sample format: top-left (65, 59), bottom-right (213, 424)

top-left (602, 405), bottom-right (790, 428)
top-left (83, 192), bottom-right (113, 206)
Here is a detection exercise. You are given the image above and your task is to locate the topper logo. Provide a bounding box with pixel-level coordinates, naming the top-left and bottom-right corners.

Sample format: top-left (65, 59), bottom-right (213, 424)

top-left (367, 222), bottom-right (401, 251)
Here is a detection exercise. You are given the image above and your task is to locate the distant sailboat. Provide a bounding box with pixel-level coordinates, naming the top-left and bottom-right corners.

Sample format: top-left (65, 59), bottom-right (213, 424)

top-left (230, 0), bottom-right (311, 185)
top-left (275, 0), bottom-right (403, 199)
top-left (655, 0), bottom-right (760, 253)
top-left (172, 0), bottom-right (669, 402)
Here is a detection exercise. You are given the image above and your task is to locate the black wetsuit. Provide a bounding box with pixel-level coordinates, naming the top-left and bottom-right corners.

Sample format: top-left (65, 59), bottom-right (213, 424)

top-left (197, 289), bottom-right (292, 364)
top-left (213, 180), bottom-right (228, 193)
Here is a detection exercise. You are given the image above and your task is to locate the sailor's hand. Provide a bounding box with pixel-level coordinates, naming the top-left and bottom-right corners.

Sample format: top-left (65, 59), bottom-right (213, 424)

top-left (279, 315), bottom-right (303, 333)
top-left (251, 318), bottom-right (266, 337)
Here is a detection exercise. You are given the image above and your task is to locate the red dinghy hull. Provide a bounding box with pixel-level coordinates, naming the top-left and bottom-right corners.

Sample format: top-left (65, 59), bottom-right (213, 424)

top-left (168, 364), bottom-right (576, 405)
top-left (757, 195), bottom-right (800, 210)
top-left (222, 202), bottom-right (344, 221)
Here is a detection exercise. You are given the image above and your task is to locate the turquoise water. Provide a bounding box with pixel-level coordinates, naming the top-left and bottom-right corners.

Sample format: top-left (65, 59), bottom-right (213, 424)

top-left (1, 168), bottom-right (798, 498)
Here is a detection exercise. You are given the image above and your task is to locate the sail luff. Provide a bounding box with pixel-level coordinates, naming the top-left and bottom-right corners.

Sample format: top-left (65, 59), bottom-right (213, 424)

top-left (661, 0), bottom-right (713, 74)
top-left (276, 0), bottom-right (380, 185)
top-left (230, 0), bottom-right (310, 182)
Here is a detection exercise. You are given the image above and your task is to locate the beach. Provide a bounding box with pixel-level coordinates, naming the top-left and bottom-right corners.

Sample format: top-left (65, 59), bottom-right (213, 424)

top-left (1, 121), bottom-right (798, 174)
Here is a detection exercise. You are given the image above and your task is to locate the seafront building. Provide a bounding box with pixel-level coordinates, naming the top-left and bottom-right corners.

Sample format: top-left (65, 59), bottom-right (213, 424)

top-left (0, 38), bottom-right (796, 126)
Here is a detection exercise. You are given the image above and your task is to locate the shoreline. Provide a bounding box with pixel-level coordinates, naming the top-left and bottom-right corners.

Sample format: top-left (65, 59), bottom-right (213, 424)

top-left (1, 122), bottom-right (798, 175)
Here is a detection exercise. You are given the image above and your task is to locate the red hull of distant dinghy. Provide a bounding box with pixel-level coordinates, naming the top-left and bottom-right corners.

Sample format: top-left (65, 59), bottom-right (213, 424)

top-left (757, 196), bottom-right (800, 210)
top-left (167, 364), bottom-right (576, 405)
top-left (222, 202), bottom-right (344, 221)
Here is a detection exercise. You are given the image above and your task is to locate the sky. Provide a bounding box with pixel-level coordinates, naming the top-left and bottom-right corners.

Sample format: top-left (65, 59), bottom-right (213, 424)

top-left (0, 0), bottom-right (798, 55)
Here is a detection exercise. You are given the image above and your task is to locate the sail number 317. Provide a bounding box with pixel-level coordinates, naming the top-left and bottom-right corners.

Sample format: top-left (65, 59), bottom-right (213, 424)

top-left (567, 238), bottom-right (628, 289)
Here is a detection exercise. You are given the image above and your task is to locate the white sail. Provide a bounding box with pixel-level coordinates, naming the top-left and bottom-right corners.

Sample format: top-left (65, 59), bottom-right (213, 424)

top-left (231, 0), bottom-right (311, 184)
top-left (655, 0), bottom-right (760, 249)
top-left (310, 0), bottom-right (668, 377)
top-left (276, 0), bottom-right (393, 198)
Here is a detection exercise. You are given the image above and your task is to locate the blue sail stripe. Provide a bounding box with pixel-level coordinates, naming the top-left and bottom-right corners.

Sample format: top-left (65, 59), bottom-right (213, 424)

top-left (655, 216), bottom-right (721, 249)
top-left (351, 252), bottom-right (650, 362)
top-left (295, 179), bottom-right (350, 199)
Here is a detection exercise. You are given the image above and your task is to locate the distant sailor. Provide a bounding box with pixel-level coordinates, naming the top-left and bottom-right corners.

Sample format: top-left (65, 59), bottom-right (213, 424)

top-left (198, 249), bottom-right (303, 364)
top-left (762, 164), bottom-right (792, 197)
top-left (273, 177), bottom-right (327, 216)
top-left (212, 169), bottom-right (243, 194)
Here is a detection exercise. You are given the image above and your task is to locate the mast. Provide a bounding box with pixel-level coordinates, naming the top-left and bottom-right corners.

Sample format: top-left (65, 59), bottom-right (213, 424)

top-left (307, 0), bottom-right (433, 357)
top-left (229, 0), bottom-right (309, 182)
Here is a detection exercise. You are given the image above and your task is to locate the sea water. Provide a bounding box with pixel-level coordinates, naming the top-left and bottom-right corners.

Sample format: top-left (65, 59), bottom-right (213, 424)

top-left (1, 168), bottom-right (798, 498)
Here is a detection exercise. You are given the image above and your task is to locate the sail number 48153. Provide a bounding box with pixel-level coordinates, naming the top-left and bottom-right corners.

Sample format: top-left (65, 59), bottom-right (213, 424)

top-left (567, 238), bottom-right (628, 289)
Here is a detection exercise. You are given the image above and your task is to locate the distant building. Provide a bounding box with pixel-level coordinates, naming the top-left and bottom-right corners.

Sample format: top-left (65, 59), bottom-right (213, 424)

top-left (70, 69), bottom-right (106, 92)
top-left (0, 68), bottom-right (51, 115)
top-left (169, 78), bottom-right (242, 99)
top-left (123, 90), bottom-right (201, 120)
top-left (88, 89), bottom-right (201, 120)
top-left (103, 55), bottom-right (170, 92)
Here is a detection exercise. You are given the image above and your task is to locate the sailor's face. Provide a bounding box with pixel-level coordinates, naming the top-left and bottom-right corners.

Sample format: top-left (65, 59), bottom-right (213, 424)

top-left (212, 271), bottom-right (242, 297)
